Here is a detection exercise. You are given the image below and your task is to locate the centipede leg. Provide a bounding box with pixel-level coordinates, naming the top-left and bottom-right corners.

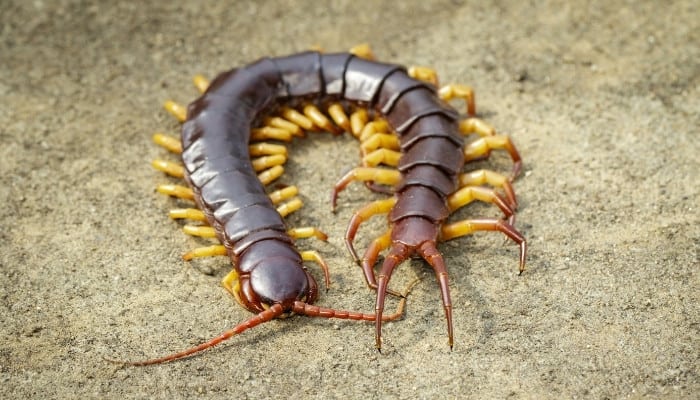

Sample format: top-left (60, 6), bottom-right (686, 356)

top-left (463, 136), bottom-right (522, 181)
top-left (182, 225), bottom-right (216, 238)
top-left (257, 165), bottom-right (284, 185)
top-left (327, 103), bottom-right (351, 132)
top-left (345, 197), bottom-right (397, 261)
top-left (459, 169), bottom-right (518, 210)
top-left (361, 148), bottom-right (402, 167)
top-left (332, 167), bottom-right (401, 210)
top-left (303, 104), bottom-right (340, 133)
top-left (349, 108), bottom-right (369, 138)
top-left (441, 218), bottom-right (527, 274)
top-left (375, 243), bottom-right (410, 350)
top-left (163, 100), bottom-right (187, 122)
top-left (446, 186), bottom-right (516, 225)
top-left (287, 227), bottom-right (328, 241)
top-left (276, 198), bottom-right (303, 217)
top-left (354, 119), bottom-right (398, 192)
top-left (349, 43), bottom-right (375, 60)
top-left (183, 245), bottom-right (227, 261)
top-left (192, 75), bottom-right (209, 93)
top-left (300, 250), bottom-right (331, 290)
top-left (459, 119), bottom-right (522, 180)
top-left (153, 133), bottom-right (183, 154)
top-left (169, 208), bottom-right (206, 221)
top-left (152, 159), bottom-right (185, 178)
top-left (157, 184), bottom-right (194, 201)
top-left (439, 84), bottom-right (476, 116)
top-left (419, 242), bottom-right (454, 349)
top-left (360, 132), bottom-right (399, 154)
top-left (408, 66), bottom-right (439, 86)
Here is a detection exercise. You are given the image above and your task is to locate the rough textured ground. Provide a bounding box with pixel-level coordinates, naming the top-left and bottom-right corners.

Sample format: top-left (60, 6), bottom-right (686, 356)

top-left (1, 1), bottom-right (698, 399)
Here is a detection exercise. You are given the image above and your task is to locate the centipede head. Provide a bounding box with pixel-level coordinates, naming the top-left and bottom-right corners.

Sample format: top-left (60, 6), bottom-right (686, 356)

top-left (235, 258), bottom-right (319, 316)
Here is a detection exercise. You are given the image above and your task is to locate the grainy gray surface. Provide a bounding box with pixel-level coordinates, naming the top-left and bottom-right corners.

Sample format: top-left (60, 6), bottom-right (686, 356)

top-left (1, 1), bottom-right (698, 398)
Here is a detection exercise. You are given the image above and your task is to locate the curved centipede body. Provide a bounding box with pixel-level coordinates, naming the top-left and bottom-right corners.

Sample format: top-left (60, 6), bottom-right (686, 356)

top-left (112, 44), bottom-right (526, 364)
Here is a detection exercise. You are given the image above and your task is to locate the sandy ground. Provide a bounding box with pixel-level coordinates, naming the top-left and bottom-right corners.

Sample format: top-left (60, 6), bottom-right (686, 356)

top-left (1, 1), bottom-right (698, 398)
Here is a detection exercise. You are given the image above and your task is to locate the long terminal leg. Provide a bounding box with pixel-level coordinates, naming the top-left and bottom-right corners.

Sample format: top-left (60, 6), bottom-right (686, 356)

top-left (419, 242), bottom-right (454, 349)
top-left (375, 244), bottom-right (411, 350)
top-left (359, 229), bottom-right (406, 299)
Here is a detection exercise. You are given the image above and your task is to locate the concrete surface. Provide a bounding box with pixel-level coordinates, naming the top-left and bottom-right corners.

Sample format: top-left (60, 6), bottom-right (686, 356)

top-left (1, 1), bottom-right (697, 398)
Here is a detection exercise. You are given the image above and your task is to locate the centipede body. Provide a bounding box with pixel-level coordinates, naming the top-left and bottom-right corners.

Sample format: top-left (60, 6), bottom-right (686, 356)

top-left (113, 45), bottom-right (526, 365)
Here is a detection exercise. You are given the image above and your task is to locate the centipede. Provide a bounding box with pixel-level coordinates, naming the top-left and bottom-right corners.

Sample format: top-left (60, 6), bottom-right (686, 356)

top-left (110, 44), bottom-right (526, 365)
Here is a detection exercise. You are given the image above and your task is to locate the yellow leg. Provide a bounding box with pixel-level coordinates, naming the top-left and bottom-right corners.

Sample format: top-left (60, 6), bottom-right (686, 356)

top-left (463, 135), bottom-right (522, 180)
top-left (438, 84), bottom-right (475, 116)
top-left (263, 117), bottom-right (303, 137)
top-left (447, 186), bottom-right (514, 223)
top-left (408, 66), bottom-right (439, 86)
top-left (276, 198), bottom-right (303, 217)
top-left (360, 133), bottom-right (400, 154)
top-left (359, 120), bottom-right (390, 141)
top-left (280, 107), bottom-right (314, 131)
top-left (157, 184), bottom-right (194, 200)
top-left (345, 197), bottom-right (397, 262)
top-left (459, 169), bottom-right (518, 210)
top-left (441, 218), bottom-right (526, 273)
top-left (300, 250), bottom-right (330, 290)
top-left (268, 186), bottom-right (298, 205)
top-left (183, 225), bottom-right (216, 238)
top-left (327, 103), bottom-right (351, 132)
top-left (303, 104), bottom-right (337, 132)
top-left (287, 227), bottom-right (328, 241)
top-left (349, 109), bottom-right (369, 138)
top-left (152, 133), bottom-right (182, 154)
top-left (258, 165), bottom-right (284, 185)
top-left (251, 154), bottom-right (287, 172)
top-left (169, 208), bottom-right (206, 221)
top-left (249, 142), bottom-right (288, 157)
top-left (164, 100), bottom-right (187, 122)
top-left (332, 167), bottom-right (401, 209)
top-left (193, 75), bottom-right (209, 93)
top-left (459, 117), bottom-right (496, 137)
top-left (362, 148), bottom-right (401, 167)
top-left (152, 159), bottom-right (185, 178)
top-left (183, 245), bottom-right (227, 261)
top-left (251, 126), bottom-right (293, 142)
top-left (221, 269), bottom-right (244, 307)
top-left (349, 43), bottom-right (374, 60)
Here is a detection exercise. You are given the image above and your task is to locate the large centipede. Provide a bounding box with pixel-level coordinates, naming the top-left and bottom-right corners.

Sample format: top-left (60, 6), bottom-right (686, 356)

top-left (111, 45), bottom-right (525, 365)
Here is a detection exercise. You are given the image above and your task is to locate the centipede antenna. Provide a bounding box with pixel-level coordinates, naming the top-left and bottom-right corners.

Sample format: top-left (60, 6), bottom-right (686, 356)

top-left (106, 304), bottom-right (284, 366)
